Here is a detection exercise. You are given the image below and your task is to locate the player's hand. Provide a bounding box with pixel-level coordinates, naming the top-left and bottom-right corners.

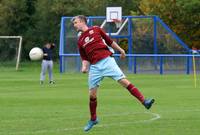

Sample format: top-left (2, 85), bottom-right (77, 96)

top-left (44, 53), bottom-right (48, 56)
top-left (120, 50), bottom-right (126, 59)
top-left (81, 66), bottom-right (88, 73)
top-left (81, 60), bottom-right (89, 73)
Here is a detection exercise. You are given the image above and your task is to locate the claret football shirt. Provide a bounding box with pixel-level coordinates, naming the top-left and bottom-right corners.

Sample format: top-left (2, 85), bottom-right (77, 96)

top-left (78, 26), bottom-right (113, 64)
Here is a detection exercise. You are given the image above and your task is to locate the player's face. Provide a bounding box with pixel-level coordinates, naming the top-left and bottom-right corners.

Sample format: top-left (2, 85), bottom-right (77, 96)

top-left (73, 18), bottom-right (84, 32)
top-left (46, 44), bottom-right (51, 49)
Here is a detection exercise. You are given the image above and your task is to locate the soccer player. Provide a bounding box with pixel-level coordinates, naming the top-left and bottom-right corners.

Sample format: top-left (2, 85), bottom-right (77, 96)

top-left (40, 43), bottom-right (55, 84)
top-left (72, 15), bottom-right (155, 132)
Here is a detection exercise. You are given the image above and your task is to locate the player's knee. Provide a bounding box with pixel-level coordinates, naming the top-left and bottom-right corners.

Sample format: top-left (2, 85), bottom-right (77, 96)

top-left (90, 93), bottom-right (97, 99)
top-left (41, 72), bottom-right (46, 76)
top-left (89, 87), bottom-right (97, 98)
top-left (89, 92), bottom-right (97, 99)
top-left (118, 78), bottom-right (130, 87)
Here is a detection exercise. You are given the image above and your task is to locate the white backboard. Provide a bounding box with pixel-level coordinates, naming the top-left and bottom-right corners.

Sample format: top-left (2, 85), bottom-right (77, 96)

top-left (106, 7), bottom-right (122, 22)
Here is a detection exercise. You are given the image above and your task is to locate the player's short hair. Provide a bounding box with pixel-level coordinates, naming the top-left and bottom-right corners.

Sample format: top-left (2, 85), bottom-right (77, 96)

top-left (71, 15), bottom-right (87, 24)
top-left (45, 42), bottom-right (54, 46)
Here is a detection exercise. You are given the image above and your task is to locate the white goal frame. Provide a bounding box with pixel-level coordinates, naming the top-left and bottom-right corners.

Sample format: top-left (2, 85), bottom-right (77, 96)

top-left (0, 36), bottom-right (23, 70)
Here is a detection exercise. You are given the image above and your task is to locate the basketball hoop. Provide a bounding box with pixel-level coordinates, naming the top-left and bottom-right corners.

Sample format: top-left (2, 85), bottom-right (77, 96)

top-left (112, 19), bottom-right (122, 28)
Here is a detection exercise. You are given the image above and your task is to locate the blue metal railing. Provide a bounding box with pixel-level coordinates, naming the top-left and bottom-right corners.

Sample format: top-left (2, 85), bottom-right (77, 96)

top-left (59, 53), bottom-right (200, 74)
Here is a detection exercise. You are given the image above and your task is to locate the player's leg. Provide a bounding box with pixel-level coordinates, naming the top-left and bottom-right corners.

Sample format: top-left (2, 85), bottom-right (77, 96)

top-left (40, 60), bottom-right (47, 84)
top-left (118, 78), bottom-right (145, 103)
top-left (84, 87), bottom-right (99, 132)
top-left (84, 64), bottom-right (103, 131)
top-left (118, 78), bottom-right (154, 109)
top-left (88, 67), bottom-right (101, 121)
top-left (48, 60), bottom-right (54, 84)
top-left (104, 57), bottom-right (154, 109)
top-left (89, 88), bottom-right (98, 121)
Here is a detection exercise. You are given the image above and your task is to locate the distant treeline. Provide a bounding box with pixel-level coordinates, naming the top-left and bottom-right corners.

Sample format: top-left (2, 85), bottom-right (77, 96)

top-left (0, 0), bottom-right (199, 60)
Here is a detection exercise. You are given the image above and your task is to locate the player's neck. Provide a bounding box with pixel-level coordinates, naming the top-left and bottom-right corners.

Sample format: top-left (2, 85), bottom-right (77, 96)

top-left (82, 25), bottom-right (89, 32)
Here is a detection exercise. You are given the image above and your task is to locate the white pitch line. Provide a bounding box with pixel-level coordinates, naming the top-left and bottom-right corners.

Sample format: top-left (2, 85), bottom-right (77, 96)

top-left (3, 109), bottom-right (200, 134)
top-left (6, 111), bottom-right (160, 134)
top-left (63, 112), bottom-right (161, 131)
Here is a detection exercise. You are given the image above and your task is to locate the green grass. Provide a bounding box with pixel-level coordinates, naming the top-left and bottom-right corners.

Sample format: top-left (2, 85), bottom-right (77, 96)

top-left (0, 63), bottom-right (200, 135)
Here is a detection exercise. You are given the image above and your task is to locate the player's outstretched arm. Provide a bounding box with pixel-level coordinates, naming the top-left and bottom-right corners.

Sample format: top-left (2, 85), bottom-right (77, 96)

top-left (81, 60), bottom-right (90, 73)
top-left (111, 41), bottom-right (126, 59)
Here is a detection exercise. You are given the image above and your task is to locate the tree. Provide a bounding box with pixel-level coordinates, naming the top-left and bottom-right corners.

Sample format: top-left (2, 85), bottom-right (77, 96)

top-left (139, 0), bottom-right (200, 49)
top-left (0, 0), bottom-right (30, 35)
top-left (0, 0), bottom-right (37, 60)
top-left (2, 0), bottom-right (198, 61)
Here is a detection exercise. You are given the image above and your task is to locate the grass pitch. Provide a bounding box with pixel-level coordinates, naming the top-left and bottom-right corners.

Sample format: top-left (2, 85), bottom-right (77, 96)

top-left (0, 63), bottom-right (200, 135)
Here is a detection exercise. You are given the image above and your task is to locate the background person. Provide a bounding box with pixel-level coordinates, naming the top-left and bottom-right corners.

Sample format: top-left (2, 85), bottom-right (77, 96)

top-left (40, 43), bottom-right (55, 84)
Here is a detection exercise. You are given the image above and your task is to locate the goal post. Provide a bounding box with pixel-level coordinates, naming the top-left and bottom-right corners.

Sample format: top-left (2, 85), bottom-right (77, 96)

top-left (0, 36), bottom-right (23, 70)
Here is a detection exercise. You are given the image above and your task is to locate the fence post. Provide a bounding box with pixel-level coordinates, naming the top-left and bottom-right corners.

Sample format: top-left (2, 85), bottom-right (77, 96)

top-left (128, 17), bottom-right (133, 72)
top-left (59, 17), bottom-right (65, 73)
top-left (134, 56), bottom-right (137, 74)
top-left (160, 56), bottom-right (163, 74)
top-left (153, 16), bottom-right (158, 70)
top-left (186, 56), bottom-right (190, 74)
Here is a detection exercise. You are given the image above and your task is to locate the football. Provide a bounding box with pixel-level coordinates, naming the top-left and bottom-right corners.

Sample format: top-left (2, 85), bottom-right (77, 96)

top-left (29, 47), bottom-right (43, 61)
